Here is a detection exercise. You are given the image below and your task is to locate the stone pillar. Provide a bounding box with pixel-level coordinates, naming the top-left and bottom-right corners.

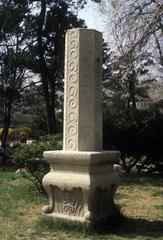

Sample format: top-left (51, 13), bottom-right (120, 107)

top-left (63, 29), bottom-right (102, 151)
top-left (42, 28), bottom-right (120, 224)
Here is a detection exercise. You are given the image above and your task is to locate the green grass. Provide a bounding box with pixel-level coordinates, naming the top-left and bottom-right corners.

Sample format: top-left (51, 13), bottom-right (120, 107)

top-left (0, 172), bottom-right (163, 240)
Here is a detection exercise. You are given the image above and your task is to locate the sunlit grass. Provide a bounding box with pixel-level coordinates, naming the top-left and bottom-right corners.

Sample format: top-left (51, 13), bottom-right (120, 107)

top-left (117, 175), bottom-right (163, 220)
top-left (0, 172), bottom-right (163, 240)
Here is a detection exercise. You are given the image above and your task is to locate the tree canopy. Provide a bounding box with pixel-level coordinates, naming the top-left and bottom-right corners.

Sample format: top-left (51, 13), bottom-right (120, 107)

top-left (0, 0), bottom-right (85, 153)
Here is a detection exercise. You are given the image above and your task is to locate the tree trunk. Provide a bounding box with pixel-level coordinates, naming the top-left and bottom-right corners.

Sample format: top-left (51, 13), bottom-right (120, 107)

top-left (37, 0), bottom-right (56, 134)
top-left (154, 33), bottom-right (163, 67)
top-left (128, 69), bottom-right (137, 110)
top-left (1, 104), bottom-right (12, 149)
top-left (1, 101), bottom-right (12, 166)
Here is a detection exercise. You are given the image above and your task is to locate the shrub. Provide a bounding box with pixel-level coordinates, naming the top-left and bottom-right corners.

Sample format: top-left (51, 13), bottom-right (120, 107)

top-left (0, 127), bottom-right (33, 146)
top-left (104, 100), bottom-right (163, 174)
top-left (13, 134), bottom-right (62, 194)
top-left (10, 127), bottom-right (32, 143)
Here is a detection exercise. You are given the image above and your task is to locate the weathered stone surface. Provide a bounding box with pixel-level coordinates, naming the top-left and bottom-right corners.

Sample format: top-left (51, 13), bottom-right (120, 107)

top-left (42, 28), bottom-right (120, 224)
top-left (43, 150), bottom-right (120, 222)
top-left (63, 28), bottom-right (103, 151)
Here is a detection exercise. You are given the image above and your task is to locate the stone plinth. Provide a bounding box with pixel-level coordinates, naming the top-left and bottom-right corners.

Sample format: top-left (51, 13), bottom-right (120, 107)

top-left (43, 151), bottom-right (120, 222)
top-left (42, 28), bottom-right (120, 224)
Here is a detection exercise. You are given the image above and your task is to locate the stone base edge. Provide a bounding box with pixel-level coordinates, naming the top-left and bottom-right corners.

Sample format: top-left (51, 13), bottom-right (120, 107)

top-left (43, 150), bottom-right (120, 166)
top-left (42, 204), bottom-right (120, 225)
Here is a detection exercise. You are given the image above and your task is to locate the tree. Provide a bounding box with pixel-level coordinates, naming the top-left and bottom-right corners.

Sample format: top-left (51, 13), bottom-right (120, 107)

top-left (103, 44), bottom-right (150, 113)
top-left (24, 0), bottom-right (86, 134)
top-left (101, 0), bottom-right (163, 81)
top-left (0, 0), bottom-right (86, 154)
top-left (101, 22), bottom-right (162, 173)
top-left (0, 0), bottom-right (31, 153)
top-left (13, 83), bottom-right (49, 138)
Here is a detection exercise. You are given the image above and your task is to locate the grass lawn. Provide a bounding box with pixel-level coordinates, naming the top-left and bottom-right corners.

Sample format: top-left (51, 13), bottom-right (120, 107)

top-left (0, 171), bottom-right (163, 240)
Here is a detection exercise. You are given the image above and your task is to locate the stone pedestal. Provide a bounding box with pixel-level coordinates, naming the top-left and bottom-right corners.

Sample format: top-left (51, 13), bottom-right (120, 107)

top-left (42, 28), bottom-right (120, 224)
top-left (43, 151), bottom-right (120, 222)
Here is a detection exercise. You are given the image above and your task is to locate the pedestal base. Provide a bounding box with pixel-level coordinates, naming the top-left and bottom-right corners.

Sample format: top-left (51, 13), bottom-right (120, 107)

top-left (42, 150), bottom-right (120, 223)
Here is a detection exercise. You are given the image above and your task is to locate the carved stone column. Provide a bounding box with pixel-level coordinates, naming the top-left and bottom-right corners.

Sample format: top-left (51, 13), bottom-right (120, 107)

top-left (42, 28), bottom-right (120, 223)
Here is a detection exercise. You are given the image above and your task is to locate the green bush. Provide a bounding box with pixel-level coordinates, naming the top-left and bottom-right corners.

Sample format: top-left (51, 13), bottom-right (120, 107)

top-left (13, 134), bottom-right (62, 194)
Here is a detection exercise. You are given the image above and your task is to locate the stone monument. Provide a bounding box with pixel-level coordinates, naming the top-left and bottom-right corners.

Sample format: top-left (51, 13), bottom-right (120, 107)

top-left (42, 28), bottom-right (120, 224)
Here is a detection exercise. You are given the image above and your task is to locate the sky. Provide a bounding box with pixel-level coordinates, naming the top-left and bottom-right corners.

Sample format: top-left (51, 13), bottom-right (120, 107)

top-left (78, 0), bottom-right (106, 34)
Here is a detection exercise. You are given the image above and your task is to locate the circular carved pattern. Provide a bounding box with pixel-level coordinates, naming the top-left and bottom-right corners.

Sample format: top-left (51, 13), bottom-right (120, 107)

top-left (66, 138), bottom-right (77, 151)
top-left (68, 112), bottom-right (76, 122)
top-left (68, 97), bottom-right (77, 109)
top-left (68, 86), bottom-right (77, 97)
top-left (64, 29), bottom-right (79, 151)
top-left (63, 202), bottom-right (75, 215)
top-left (68, 73), bottom-right (77, 84)
top-left (69, 39), bottom-right (76, 49)
top-left (69, 29), bottom-right (79, 39)
top-left (69, 61), bottom-right (78, 72)
top-left (67, 124), bottom-right (77, 136)
top-left (69, 49), bottom-right (78, 59)
top-left (69, 40), bottom-right (79, 50)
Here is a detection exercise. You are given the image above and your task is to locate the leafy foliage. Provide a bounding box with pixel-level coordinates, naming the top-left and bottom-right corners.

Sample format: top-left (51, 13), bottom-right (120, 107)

top-left (13, 134), bottom-right (62, 194)
top-left (0, 0), bottom-right (86, 158)
top-left (103, 42), bottom-right (162, 173)
top-left (104, 99), bottom-right (163, 173)
top-left (25, 0), bottom-right (86, 134)
top-left (0, 0), bottom-right (30, 150)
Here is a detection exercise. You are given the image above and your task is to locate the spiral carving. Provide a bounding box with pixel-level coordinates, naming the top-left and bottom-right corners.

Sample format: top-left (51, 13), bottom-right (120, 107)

top-left (69, 49), bottom-right (78, 59)
top-left (68, 125), bottom-right (77, 136)
top-left (64, 29), bottom-right (79, 151)
top-left (68, 86), bottom-right (77, 97)
top-left (68, 73), bottom-right (77, 84)
top-left (68, 29), bottom-right (78, 39)
top-left (67, 138), bottom-right (77, 151)
top-left (69, 61), bottom-right (79, 72)
top-left (63, 202), bottom-right (75, 215)
top-left (64, 29), bottom-right (102, 151)
top-left (68, 112), bottom-right (76, 122)
top-left (53, 187), bottom-right (84, 218)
